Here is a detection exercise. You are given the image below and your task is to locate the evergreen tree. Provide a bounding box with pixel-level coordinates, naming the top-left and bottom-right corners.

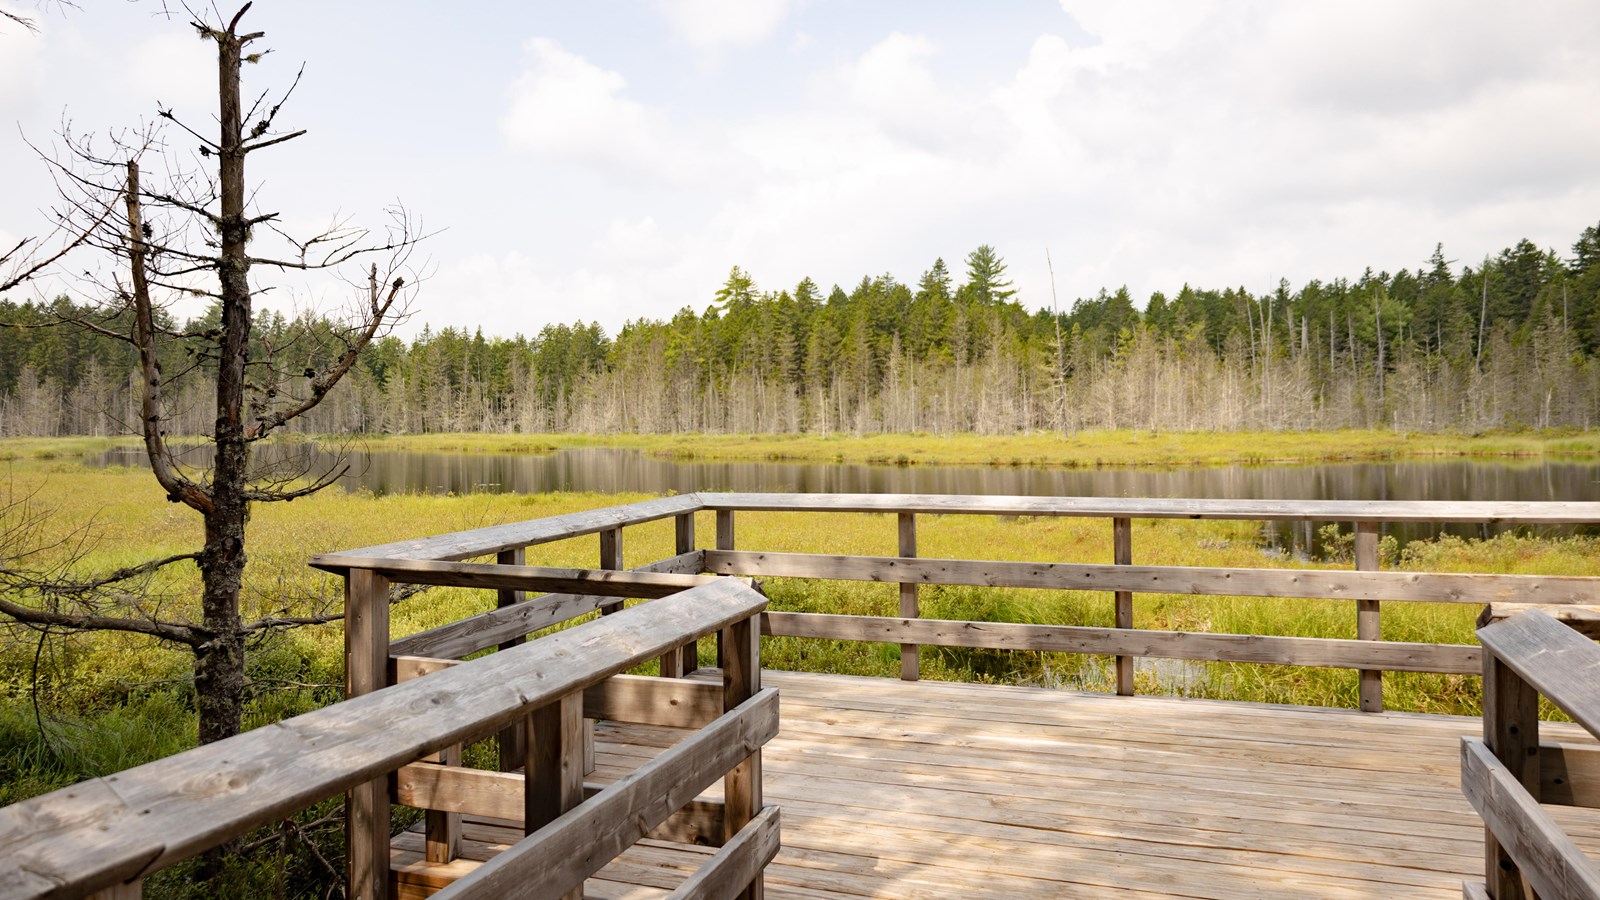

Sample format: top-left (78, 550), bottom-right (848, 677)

top-left (961, 245), bottom-right (1016, 304)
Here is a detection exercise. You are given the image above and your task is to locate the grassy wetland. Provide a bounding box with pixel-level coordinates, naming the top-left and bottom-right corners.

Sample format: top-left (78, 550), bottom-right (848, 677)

top-left (6, 434), bottom-right (1600, 817)
top-left (353, 427), bottom-right (1600, 468)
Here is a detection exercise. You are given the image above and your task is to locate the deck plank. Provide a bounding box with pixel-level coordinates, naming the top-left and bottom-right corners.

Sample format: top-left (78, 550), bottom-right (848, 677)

top-left (394, 670), bottom-right (1600, 898)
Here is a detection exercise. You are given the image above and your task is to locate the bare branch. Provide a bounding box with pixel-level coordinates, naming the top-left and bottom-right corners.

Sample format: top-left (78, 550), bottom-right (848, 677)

top-left (0, 595), bottom-right (203, 645)
top-left (125, 159), bottom-right (214, 514)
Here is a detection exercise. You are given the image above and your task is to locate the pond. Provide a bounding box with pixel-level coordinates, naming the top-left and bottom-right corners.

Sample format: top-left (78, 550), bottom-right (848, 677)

top-left (89, 443), bottom-right (1600, 555)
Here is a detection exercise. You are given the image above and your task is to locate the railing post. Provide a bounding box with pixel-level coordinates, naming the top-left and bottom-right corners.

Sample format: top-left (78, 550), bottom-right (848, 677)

top-left (1113, 517), bottom-right (1134, 696)
top-left (424, 742), bottom-right (462, 864)
top-left (1354, 521), bottom-right (1383, 712)
top-left (1482, 648), bottom-right (1540, 900)
top-left (716, 510), bottom-right (735, 671)
top-left (721, 612), bottom-right (764, 900)
top-left (344, 568), bottom-right (391, 900)
top-left (898, 512), bottom-right (919, 681)
top-left (496, 547), bottom-right (527, 771)
top-left (527, 690), bottom-right (585, 900)
top-left (88, 881), bottom-right (141, 898)
top-left (599, 526), bottom-right (624, 615)
top-left (661, 512), bottom-right (697, 677)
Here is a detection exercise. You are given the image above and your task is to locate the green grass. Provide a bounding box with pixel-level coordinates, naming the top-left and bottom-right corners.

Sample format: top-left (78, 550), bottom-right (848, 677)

top-left (351, 428), bottom-right (1600, 468)
top-left (16, 427), bottom-right (1600, 470)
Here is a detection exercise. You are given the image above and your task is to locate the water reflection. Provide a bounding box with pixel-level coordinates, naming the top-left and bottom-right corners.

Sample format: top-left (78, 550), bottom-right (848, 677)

top-left (89, 444), bottom-right (1600, 552)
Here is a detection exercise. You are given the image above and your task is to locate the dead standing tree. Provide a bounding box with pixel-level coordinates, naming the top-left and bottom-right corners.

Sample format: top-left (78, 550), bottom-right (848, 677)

top-left (6, 3), bottom-right (423, 746)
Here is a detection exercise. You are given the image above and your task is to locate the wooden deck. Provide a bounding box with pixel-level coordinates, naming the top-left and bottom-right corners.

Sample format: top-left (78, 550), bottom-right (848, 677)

top-left (393, 670), bottom-right (1600, 898)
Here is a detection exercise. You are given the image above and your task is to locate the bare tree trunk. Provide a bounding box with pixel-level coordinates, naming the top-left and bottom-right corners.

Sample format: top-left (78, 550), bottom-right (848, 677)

top-left (196, 24), bottom-right (253, 745)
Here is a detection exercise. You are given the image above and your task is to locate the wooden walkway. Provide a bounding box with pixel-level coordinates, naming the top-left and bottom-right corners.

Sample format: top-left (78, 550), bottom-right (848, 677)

top-left (393, 670), bottom-right (1600, 898)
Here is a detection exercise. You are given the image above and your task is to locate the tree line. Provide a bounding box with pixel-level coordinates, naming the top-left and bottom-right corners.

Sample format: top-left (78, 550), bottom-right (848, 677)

top-left (6, 226), bottom-right (1600, 437)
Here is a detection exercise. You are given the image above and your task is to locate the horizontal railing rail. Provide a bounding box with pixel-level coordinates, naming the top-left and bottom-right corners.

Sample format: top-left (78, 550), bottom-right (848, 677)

top-left (697, 492), bottom-right (1600, 524)
top-left (0, 579), bottom-right (772, 900)
top-left (315, 493), bottom-right (702, 564)
top-left (1467, 610), bottom-right (1600, 900)
top-left (316, 494), bottom-right (1600, 715)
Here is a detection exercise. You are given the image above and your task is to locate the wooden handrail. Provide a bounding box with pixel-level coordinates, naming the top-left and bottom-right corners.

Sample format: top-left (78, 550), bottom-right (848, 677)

top-left (1478, 611), bottom-right (1600, 737)
top-left (390, 551), bottom-right (707, 661)
top-left (697, 492), bottom-right (1600, 523)
top-left (309, 557), bottom-right (717, 596)
top-left (761, 611), bottom-right (1480, 674)
top-left (703, 549), bottom-right (1600, 606)
top-left (432, 689), bottom-right (780, 899)
top-left (0, 579), bottom-right (769, 900)
top-left (313, 493), bottom-right (703, 563)
top-left (1470, 610), bottom-right (1600, 900)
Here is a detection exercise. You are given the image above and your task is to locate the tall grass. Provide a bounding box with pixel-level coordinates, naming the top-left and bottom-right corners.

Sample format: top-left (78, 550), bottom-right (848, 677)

top-left (354, 428), bottom-right (1600, 468)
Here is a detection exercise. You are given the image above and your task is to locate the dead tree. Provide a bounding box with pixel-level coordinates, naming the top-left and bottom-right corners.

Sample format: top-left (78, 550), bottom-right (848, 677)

top-left (5, 3), bottom-right (424, 745)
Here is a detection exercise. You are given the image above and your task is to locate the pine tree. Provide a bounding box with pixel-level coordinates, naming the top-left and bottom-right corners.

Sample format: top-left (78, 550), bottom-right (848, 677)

top-left (961, 245), bottom-right (1016, 304)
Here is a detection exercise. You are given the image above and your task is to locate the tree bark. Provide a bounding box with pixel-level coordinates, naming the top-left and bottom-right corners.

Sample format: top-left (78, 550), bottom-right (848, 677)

top-left (193, 16), bottom-right (255, 746)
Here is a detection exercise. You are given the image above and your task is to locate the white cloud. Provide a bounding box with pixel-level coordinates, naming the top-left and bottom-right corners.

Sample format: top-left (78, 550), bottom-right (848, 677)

top-left (656, 0), bottom-right (791, 50)
top-left (501, 38), bottom-right (690, 181)
top-left (457, 3), bottom-right (1600, 335)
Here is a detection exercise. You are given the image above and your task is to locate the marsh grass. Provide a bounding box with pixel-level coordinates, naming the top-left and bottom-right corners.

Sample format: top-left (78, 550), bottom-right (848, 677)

top-left (353, 428), bottom-right (1600, 468)
top-left (2, 454), bottom-right (1597, 815)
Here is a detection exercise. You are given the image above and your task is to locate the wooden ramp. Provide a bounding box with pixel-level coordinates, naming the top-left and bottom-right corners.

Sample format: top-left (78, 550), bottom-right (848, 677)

top-left (395, 671), bottom-right (1600, 899)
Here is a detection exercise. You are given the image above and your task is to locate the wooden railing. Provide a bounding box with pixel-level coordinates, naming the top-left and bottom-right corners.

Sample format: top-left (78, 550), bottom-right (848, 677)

top-left (697, 492), bottom-right (1600, 711)
top-left (9, 491), bottom-right (1599, 899)
top-left (1466, 610), bottom-right (1600, 900)
top-left (0, 575), bottom-right (776, 900)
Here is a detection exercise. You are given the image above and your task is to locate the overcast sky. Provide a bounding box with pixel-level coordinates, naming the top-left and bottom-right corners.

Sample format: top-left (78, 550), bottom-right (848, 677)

top-left (3, 1), bottom-right (1599, 337)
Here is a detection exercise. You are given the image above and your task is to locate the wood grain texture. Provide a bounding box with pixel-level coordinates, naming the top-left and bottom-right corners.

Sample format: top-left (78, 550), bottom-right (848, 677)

top-left (345, 568), bottom-right (392, 900)
top-left (1114, 517), bottom-right (1134, 697)
top-left (312, 494), bottom-right (703, 564)
top-left (666, 806), bottom-right (781, 900)
top-left (393, 765), bottom-right (727, 847)
top-left (388, 552), bottom-right (706, 661)
top-left (583, 675), bottom-right (724, 729)
top-left (662, 513), bottom-right (701, 677)
top-left (600, 527), bottom-right (625, 616)
top-left (1479, 610), bottom-right (1600, 738)
top-left (392, 669), bottom-right (1600, 898)
top-left (315, 557), bottom-right (715, 597)
top-left (431, 689), bottom-right (780, 900)
top-left (1460, 738), bottom-right (1600, 900)
top-left (1481, 603), bottom-right (1600, 639)
top-left (496, 548), bottom-right (528, 771)
top-left (0, 580), bottom-right (769, 900)
top-left (721, 617), bottom-right (764, 899)
top-left (696, 492), bottom-right (1600, 524)
top-left (897, 513), bottom-right (918, 683)
top-left (425, 742), bottom-right (463, 864)
top-left (762, 611), bottom-right (1481, 673)
top-left (702, 549), bottom-right (1600, 606)
top-left (1541, 742), bottom-right (1600, 810)
top-left (1355, 521), bottom-right (1383, 713)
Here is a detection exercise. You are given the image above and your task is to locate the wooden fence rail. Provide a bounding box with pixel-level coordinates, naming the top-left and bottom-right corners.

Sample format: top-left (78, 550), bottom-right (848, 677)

top-left (309, 493), bottom-right (1600, 720)
top-left (0, 578), bottom-right (774, 900)
top-left (1467, 610), bottom-right (1600, 900)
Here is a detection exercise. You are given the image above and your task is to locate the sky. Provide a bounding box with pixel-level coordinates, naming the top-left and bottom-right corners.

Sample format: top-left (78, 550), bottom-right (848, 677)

top-left (3, 0), bottom-right (1600, 338)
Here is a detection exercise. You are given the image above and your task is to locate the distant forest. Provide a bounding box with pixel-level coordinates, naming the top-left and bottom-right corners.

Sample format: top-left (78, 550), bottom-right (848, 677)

top-left (5, 224), bottom-right (1600, 437)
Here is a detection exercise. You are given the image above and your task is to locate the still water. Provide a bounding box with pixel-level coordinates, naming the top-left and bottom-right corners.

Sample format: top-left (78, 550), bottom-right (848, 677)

top-left (89, 443), bottom-right (1600, 553)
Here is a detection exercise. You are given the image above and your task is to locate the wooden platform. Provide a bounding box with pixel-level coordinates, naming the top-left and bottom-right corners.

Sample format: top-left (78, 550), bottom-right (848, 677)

top-left (394, 671), bottom-right (1600, 899)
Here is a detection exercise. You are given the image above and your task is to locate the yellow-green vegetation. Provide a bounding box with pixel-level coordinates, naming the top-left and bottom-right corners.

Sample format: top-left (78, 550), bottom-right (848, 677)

top-left (3, 450), bottom-right (1599, 812)
top-left (13, 428), bottom-right (1600, 469)
top-left (355, 428), bottom-right (1600, 468)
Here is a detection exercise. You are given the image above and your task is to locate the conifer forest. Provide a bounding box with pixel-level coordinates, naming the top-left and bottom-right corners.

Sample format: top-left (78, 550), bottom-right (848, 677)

top-left (5, 226), bottom-right (1600, 438)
